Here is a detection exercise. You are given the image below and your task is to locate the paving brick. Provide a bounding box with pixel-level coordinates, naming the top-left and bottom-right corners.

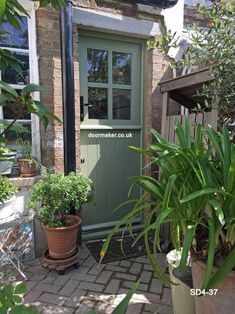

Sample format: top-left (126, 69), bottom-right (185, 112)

top-left (38, 293), bottom-right (68, 306)
top-left (135, 256), bottom-right (150, 264)
top-left (79, 246), bottom-right (90, 259)
top-left (30, 273), bottom-right (46, 281)
top-left (114, 273), bottom-right (137, 281)
top-left (145, 303), bottom-right (173, 314)
top-left (79, 282), bottom-right (104, 292)
top-left (95, 301), bottom-right (116, 314)
top-left (129, 262), bottom-right (142, 275)
top-left (96, 270), bottom-right (113, 284)
top-left (107, 261), bottom-right (120, 266)
top-left (26, 280), bottom-right (38, 291)
top-left (53, 274), bottom-right (70, 286)
top-left (42, 304), bottom-right (74, 314)
top-left (104, 279), bottom-right (120, 294)
top-left (65, 289), bottom-right (86, 308)
top-left (24, 290), bottom-right (42, 303)
top-left (143, 264), bottom-right (153, 271)
top-left (149, 278), bottom-right (163, 295)
top-left (74, 266), bottom-right (90, 274)
top-left (160, 287), bottom-right (172, 305)
top-left (88, 264), bottom-right (105, 276)
top-left (42, 276), bottom-right (57, 284)
top-left (82, 256), bottom-right (96, 268)
top-left (58, 279), bottom-right (79, 296)
top-left (120, 260), bottom-right (131, 268)
top-left (105, 265), bottom-right (127, 273)
top-left (33, 283), bottom-right (61, 294)
top-left (126, 302), bottom-right (143, 314)
top-left (76, 299), bottom-right (96, 313)
top-left (140, 271), bottom-right (153, 284)
top-left (72, 273), bottom-right (97, 282)
top-left (85, 291), bottom-right (114, 303)
top-left (123, 281), bottom-right (148, 292)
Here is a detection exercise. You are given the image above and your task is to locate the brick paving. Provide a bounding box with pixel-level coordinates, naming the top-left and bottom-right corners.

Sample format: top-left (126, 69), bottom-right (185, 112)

top-left (5, 246), bottom-right (173, 314)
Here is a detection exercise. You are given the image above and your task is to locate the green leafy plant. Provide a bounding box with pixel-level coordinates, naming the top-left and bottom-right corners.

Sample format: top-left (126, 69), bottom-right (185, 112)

top-left (101, 118), bottom-right (235, 290)
top-left (29, 172), bottom-right (93, 227)
top-left (0, 175), bottom-right (16, 203)
top-left (0, 282), bottom-right (39, 314)
top-left (149, 0), bottom-right (235, 111)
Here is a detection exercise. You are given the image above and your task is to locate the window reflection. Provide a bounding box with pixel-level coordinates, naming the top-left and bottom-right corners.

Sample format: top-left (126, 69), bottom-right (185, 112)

top-left (2, 53), bottom-right (30, 85)
top-left (0, 17), bottom-right (28, 49)
top-left (113, 52), bottom-right (132, 85)
top-left (87, 49), bottom-right (108, 83)
top-left (88, 87), bottom-right (108, 119)
top-left (113, 89), bottom-right (131, 120)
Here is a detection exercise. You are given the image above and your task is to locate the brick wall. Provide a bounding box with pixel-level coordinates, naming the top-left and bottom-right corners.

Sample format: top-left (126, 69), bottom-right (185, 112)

top-left (36, 1), bottom-right (176, 172)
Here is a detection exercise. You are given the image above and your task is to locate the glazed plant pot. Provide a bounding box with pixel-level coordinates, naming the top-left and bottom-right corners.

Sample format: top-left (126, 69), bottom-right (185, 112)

top-left (0, 152), bottom-right (17, 175)
top-left (43, 215), bottom-right (82, 259)
top-left (191, 259), bottom-right (235, 314)
top-left (166, 249), bottom-right (196, 314)
top-left (0, 195), bottom-right (16, 219)
top-left (18, 159), bottom-right (37, 177)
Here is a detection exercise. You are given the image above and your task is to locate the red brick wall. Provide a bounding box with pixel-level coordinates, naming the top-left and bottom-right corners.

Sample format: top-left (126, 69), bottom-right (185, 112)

top-left (36, 1), bottom-right (175, 173)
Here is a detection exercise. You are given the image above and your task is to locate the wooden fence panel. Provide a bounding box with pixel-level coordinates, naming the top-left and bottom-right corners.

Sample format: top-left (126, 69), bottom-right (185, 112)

top-left (160, 111), bottom-right (218, 248)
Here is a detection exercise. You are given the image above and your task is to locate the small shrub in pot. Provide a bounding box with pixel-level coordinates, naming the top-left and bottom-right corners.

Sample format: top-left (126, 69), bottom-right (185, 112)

top-left (29, 172), bottom-right (93, 258)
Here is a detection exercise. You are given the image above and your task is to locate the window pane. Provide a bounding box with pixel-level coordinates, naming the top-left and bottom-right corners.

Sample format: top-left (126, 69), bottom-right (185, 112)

top-left (88, 87), bottom-right (108, 119)
top-left (5, 123), bottom-right (32, 144)
top-left (113, 89), bottom-right (131, 120)
top-left (2, 53), bottom-right (30, 85)
top-left (87, 49), bottom-right (108, 83)
top-left (3, 90), bottom-right (31, 120)
top-left (113, 52), bottom-right (132, 85)
top-left (0, 17), bottom-right (28, 49)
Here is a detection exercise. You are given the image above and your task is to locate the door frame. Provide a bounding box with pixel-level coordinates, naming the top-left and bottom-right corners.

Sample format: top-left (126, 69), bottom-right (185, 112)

top-left (78, 30), bottom-right (146, 239)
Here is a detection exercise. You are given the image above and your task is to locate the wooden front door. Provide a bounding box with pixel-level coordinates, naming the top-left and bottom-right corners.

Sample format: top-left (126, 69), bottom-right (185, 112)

top-left (79, 32), bottom-right (143, 238)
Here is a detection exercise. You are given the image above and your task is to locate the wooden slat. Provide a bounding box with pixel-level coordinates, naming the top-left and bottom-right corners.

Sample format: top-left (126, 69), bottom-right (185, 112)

top-left (160, 69), bottom-right (212, 93)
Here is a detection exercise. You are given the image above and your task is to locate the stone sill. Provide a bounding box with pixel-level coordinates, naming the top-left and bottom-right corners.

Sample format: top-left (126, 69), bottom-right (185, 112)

top-left (9, 175), bottom-right (41, 188)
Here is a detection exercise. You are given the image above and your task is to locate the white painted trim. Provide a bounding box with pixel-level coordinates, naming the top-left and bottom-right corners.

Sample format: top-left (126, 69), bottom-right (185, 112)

top-left (0, 0), bottom-right (41, 161)
top-left (73, 7), bottom-right (161, 38)
top-left (80, 125), bottom-right (142, 130)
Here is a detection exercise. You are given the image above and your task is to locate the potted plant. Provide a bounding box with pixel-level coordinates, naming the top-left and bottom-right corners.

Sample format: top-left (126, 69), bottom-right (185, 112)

top-left (29, 172), bottom-right (93, 259)
top-left (101, 118), bottom-right (235, 314)
top-left (17, 140), bottom-right (39, 177)
top-left (0, 147), bottom-right (17, 175)
top-left (0, 176), bottom-right (17, 219)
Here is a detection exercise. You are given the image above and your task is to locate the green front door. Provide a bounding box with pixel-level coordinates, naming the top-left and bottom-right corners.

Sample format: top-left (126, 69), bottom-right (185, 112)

top-left (79, 32), bottom-right (143, 238)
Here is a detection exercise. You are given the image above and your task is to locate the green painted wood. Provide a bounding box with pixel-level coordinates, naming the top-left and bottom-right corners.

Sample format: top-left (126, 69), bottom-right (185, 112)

top-left (79, 33), bottom-right (143, 232)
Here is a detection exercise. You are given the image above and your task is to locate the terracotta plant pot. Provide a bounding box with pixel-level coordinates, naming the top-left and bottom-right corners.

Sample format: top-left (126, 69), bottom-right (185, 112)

top-left (43, 215), bottom-right (82, 259)
top-left (18, 159), bottom-right (37, 177)
top-left (191, 259), bottom-right (235, 314)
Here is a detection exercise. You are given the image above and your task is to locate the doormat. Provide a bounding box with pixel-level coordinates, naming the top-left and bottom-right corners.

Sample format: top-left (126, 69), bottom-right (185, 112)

top-left (86, 236), bottom-right (147, 264)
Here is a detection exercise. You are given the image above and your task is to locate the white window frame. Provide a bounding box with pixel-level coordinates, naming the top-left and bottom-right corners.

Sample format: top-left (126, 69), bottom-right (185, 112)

top-left (0, 0), bottom-right (41, 161)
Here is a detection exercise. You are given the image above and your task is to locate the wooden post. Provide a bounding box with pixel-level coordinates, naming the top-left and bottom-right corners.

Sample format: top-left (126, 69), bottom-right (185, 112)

top-left (161, 91), bottom-right (169, 138)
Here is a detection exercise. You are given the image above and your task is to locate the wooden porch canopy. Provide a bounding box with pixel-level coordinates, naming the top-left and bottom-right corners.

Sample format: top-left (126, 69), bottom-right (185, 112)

top-left (159, 67), bottom-right (214, 137)
top-left (159, 67), bottom-right (212, 110)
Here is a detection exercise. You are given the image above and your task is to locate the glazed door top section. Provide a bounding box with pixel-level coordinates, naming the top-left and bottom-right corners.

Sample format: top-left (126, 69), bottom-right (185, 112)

top-left (79, 35), bottom-right (141, 127)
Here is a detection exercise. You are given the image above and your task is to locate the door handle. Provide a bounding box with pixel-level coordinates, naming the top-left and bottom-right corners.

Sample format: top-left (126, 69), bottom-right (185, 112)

top-left (80, 96), bottom-right (90, 121)
top-left (81, 158), bottom-right (85, 164)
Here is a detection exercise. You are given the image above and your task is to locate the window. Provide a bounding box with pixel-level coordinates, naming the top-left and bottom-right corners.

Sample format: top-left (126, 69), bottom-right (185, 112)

top-left (0, 2), bottom-right (40, 159)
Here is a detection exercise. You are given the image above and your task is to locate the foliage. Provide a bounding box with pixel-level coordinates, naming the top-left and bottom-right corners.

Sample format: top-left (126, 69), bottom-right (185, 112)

top-left (101, 118), bottom-right (235, 290)
top-left (0, 175), bottom-right (16, 203)
top-left (29, 172), bottom-right (93, 227)
top-left (149, 0), bottom-right (235, 113)
top-left (0, 282), bottom-right (39, 314)
top-left (84, 280), bottom-right (139, 314)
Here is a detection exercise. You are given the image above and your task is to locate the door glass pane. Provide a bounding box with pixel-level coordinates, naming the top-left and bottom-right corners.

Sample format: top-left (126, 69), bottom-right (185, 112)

top-left (112, 52), bottom-right (132, 85)
top-left (88, 87), bottom-right (108, 119)
top-left (113, 89), bottom-right (131, 120)
top-left (0, 17), bottom-right (28, 49)
top-left (87, 49), bottom-right (108, 83)
top-left (2, 53), bottom-right (29, 85)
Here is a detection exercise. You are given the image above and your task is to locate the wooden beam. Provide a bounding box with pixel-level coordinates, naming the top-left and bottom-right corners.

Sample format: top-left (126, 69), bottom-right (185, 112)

top-left (169, 91), bottom-right (197, 109)
top-left (161, 92), bottom-right (169, 137)
top-left (160, 69), bottom-right (212, 93)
